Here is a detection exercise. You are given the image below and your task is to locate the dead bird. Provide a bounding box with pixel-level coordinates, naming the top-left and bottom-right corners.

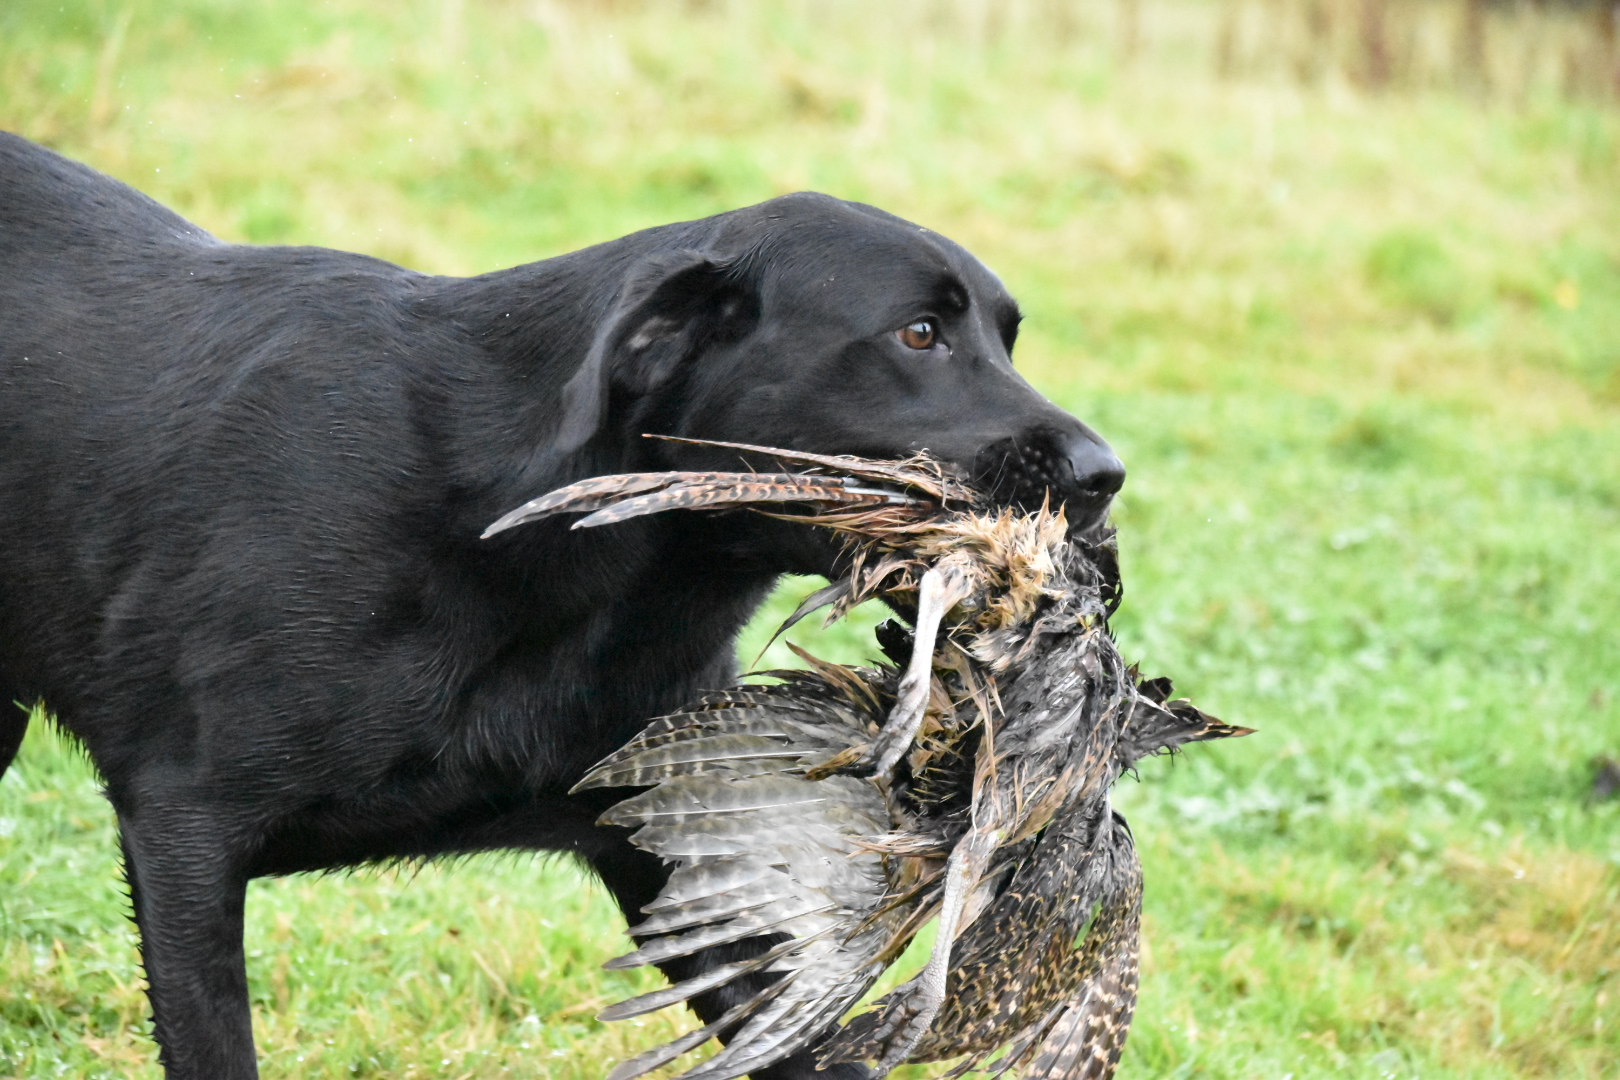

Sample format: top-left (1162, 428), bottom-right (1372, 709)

top-left (819, 578), bottom-right (1247, 1079)
top-left (486, 440), bottom-right (1251, 1080)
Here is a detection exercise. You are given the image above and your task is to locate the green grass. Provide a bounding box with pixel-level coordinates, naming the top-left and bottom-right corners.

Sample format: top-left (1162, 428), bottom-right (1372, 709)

top-left (2, 1), bottom-right (1618, 1077)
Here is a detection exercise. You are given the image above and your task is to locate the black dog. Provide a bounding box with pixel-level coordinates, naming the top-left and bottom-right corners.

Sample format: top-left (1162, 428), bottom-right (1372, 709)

top-left (0, 131), bottom-right (1124, 1080)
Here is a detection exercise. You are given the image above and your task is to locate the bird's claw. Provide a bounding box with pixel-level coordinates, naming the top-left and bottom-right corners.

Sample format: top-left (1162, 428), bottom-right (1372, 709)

top-left (873, 988), bottom-right (943, 1070)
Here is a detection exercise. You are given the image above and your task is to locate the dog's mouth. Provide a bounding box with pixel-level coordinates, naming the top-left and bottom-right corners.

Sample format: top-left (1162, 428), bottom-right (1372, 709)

top-left (969, 435), bottom-right (1121, 538)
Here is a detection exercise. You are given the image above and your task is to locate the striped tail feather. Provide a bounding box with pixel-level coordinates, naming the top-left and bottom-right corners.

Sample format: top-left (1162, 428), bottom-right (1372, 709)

top-left (648, 436), bottom-right (975, 501)
top-left (570, 476), bottom-right (910, 529)
top-left (484, 469), bottom-right (930, 537)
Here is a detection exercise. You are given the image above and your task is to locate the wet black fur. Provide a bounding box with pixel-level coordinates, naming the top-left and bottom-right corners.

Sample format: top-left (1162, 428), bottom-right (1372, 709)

top-left (0, 131), bottom-right (1121, 1079)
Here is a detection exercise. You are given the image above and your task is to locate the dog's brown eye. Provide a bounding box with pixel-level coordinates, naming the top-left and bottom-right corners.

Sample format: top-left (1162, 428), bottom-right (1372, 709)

top-left (898, 319), bottom-right (938, 350)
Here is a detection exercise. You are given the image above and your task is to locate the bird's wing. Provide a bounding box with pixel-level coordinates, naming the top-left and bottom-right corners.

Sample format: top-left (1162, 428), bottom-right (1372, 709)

top-left (989, 813), bottom-right (1143, 1080)
top-left (571, 683), bottom-right (862, 792)
top-left (580, 680), bottom-right (922, 1080)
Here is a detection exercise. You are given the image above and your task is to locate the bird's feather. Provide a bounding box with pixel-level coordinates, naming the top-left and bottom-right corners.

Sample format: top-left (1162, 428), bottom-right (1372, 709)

top-left (572, 476), bottom-right (902, 529)
top-left (992, 819), bottom-right (1143, 1080)
top-left (648, 435), bottom-right (975, 501)
top-left (480, 472), bottom-right (686, 537)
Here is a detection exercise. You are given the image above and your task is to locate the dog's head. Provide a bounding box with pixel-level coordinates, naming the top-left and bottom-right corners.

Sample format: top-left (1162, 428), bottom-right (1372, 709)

top-left (554, 193), bottom-right (1123, 550)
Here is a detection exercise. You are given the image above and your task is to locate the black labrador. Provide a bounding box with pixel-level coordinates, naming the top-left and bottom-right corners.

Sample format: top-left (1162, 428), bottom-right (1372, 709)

top-left (0, 131), bottom-right (1124, 1080)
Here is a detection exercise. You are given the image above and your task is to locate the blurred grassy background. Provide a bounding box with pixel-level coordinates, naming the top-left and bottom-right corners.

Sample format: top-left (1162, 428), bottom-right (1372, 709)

top-left (1, 0), bottom-right (1617, 1077)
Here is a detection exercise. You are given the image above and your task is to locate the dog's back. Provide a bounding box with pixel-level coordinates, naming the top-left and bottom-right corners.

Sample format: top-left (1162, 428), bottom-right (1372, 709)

top-left (0, 131), bottom-right (216, 252)
top-left (0, 135), bottom-right (444, 761)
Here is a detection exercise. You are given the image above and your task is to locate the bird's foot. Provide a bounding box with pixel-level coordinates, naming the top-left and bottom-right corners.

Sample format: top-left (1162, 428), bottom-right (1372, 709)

top-left (872, 989), bottom-right (944, 1071)
top-left (857, 645), bottom-right (934, 780)
top-left (858, 704), bottom-right (923, 780)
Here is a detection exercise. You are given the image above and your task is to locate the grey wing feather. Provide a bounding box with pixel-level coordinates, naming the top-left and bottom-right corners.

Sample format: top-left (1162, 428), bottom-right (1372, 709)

top-left (572, 685), bottom-right (871, 794)
top-left (580, 733), bottom-right (814, 788)
top-left (676, 989), bottom-right (877, 1080)
top-left (628, 888), bottom-right (778, 937)
top-left (606, 898), bottom-right (837, 969)
top-left (605, 996), bottom-right (764, 1080)
top-left (605, 773), bottom-right (852, 826)
top-left (600, 934), bottom-right (824, 1021)
top-left (646, 859), bottom-right (776, 910)
top-left (587, 680), bottom-right (915, 1080)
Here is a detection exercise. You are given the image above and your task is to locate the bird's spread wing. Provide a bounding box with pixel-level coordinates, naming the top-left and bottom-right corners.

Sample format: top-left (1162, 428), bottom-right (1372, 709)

top-left (574, 677), bottom-right (924, 1080)
top-left (571, 683), bottom-right (871, 792)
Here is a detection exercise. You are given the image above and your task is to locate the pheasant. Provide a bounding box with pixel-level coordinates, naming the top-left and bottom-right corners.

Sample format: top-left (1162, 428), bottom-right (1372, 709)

top-left (484, 440), bottom-right (1251, 1080)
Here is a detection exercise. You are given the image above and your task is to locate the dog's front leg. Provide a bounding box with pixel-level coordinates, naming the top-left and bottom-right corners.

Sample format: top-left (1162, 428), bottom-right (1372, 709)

top-left (117, 801), bottom-right (259, 1080)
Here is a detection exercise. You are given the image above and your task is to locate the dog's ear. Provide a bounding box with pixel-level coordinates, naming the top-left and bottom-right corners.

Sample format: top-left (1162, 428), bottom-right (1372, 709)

top-left (554, 249), bottom-right (757, 457)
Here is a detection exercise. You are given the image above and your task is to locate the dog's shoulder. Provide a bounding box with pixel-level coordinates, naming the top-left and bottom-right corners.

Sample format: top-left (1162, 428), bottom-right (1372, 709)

top-left (0, 131), bottom-right (216, 252)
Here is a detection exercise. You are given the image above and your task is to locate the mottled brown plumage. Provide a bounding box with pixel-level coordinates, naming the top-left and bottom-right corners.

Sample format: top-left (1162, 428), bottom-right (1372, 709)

top-left (489, 441), bottom-right (1251, 1080)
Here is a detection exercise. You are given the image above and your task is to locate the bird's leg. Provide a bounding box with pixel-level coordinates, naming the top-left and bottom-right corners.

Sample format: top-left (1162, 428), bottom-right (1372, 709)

top-left (863, 559), bottom-right (972, 778)
top-left (873, 826), bottom-right (1000, 1071)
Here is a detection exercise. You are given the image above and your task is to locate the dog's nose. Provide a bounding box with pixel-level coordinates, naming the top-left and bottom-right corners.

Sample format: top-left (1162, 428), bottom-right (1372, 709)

top-left (1062, 430), bottom-right (1126, 503)
top-left (969, 426), bottom-right (1125, 530)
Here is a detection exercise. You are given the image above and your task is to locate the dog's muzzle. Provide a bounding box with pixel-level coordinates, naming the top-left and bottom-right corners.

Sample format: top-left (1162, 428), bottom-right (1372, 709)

top-left (972, 427), bottom-right (1126, 533)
